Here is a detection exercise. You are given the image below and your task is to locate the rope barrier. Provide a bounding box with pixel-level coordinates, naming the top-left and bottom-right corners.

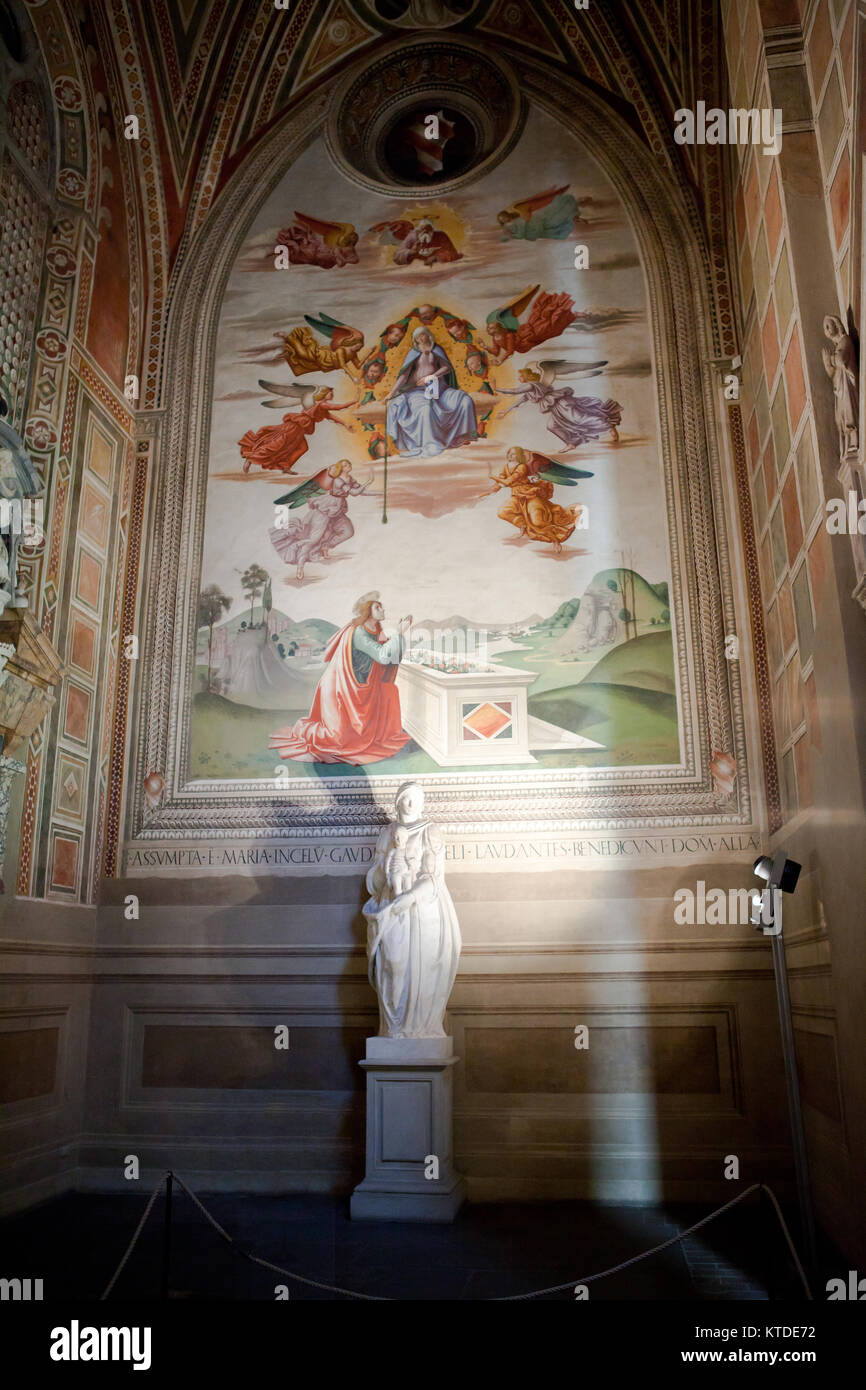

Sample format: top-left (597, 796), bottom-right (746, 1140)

top-left (168, 1172), bottom-right (388, 1302)
top-left (100, 1172), bottom-right (812, 1302)
top-left (99, 1178), bottom-right (168, 1301)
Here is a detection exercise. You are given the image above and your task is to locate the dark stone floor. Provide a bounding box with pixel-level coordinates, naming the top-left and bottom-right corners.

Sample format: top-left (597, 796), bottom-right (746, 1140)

top-left (0, 1189), bottom-right (834, 1301)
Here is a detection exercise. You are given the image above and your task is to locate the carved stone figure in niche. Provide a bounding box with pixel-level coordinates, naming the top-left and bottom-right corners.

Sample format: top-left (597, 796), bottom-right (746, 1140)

top-left (0, 410), bottom-right (42, 616)
top-left (363, 781), bottom-right (461, 1038)
top-left (822, 315), bottom-right (859, 459)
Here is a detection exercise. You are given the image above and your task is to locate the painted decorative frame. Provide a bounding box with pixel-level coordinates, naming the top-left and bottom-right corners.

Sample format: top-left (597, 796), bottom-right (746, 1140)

top-left (126, 52), bottom-right (755, 847)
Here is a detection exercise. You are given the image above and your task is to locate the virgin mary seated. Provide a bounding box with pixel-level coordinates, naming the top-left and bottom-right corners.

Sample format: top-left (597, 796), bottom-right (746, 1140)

top-left (384, 326), bottom-right (477, 458)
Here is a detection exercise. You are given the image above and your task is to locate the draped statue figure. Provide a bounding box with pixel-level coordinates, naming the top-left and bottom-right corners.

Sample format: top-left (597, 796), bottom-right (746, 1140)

top-left (821, 315), bottom-right (859, 459)
top-left (363, 781), bottom-right (461, 1038)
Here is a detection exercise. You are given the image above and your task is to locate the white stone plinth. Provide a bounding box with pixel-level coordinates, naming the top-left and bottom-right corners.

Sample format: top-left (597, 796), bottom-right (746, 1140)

top-left (350, 1036), bottom-right (466, 1223)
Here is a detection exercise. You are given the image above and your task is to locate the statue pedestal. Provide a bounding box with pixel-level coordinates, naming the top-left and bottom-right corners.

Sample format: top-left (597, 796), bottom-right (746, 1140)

top-left (350, 1036), bottom-right (466, 1222)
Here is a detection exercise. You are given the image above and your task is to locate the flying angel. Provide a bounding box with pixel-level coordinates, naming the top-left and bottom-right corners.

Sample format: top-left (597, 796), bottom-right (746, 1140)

top-left (239, 313), bottom-right (375, 380)
top-left (238, 381), bottom-right (360, 475)
top-left (496, 359), bottom-right (622, 449)
top-left (487, 446), bottom-right (591, 553)
top-left (276, 212), bottom-right (360, 269)
top-left (485, 286), bottom-right (577, 363)
top-left (497, 185), bottom-right (581, 241)
top-left (269, 459), bottom-right (371, 581)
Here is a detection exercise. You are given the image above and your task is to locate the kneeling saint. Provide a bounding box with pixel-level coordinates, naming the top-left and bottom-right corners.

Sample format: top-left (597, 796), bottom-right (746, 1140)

top-left (269, 592), bottom-right (411, 764)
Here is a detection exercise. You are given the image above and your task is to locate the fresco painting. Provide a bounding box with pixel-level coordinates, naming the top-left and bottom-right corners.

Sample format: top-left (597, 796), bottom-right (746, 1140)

top-left (192, 107), bottom-right (679, 780)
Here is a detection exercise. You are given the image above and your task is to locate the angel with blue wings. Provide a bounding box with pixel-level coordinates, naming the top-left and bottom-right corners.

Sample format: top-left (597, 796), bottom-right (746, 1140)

top-left (269, 459), bottom-right (372, 581)
top-left (496, 359), bottom-right (621, 449)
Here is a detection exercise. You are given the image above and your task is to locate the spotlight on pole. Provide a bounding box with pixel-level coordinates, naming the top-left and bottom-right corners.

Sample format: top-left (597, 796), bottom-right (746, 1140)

top-left (750, 849), bottom-right (816, 1287)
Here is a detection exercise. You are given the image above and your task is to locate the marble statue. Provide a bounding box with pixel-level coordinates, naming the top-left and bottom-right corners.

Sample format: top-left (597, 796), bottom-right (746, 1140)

top-left (0, 414), bottom-right (42, 615)
top-left (363, 780), bottom-right (461, 1038)
top-left (821, 315), bottom-right (859, 459)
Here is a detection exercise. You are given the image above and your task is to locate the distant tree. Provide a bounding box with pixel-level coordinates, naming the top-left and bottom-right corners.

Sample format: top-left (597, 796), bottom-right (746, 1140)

top-left (263, 576), bottom-right (273, 632)
top-left (607, 578), bottom-right (619, 592)
top-left (619, 607), bottom-right (632, 625)
top-left (197, 585), bottom-right (231, 692)
top-left (661, 608), bottom-right (670, 624)
top-left (240, 563), bottom-right (269, 627)
top-left (653, 580), bottom-right (669, 606)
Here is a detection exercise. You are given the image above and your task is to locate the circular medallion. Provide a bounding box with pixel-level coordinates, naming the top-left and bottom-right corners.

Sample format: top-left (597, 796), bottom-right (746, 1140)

top-left (24, 417), bottom-right (57, 451)
top-left (53, 76), bottom-right (83, 112)
top-left (58, 168), bottom-right (85, 199)
top-left (325, 36), bottom-right (524, 197)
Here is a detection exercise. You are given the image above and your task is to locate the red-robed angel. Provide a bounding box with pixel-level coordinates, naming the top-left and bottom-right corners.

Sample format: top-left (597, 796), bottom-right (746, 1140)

top-left (238, 380), bottom-right (359, 475)
top-left (275, 212), bottom-right (360, 269)
top-left (484, 285), bottom-right (577, 363)
top-left (270, 592), bottom-right (411, 764)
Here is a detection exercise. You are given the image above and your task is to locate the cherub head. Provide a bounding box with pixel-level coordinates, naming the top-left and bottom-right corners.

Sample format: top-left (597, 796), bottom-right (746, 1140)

top-left (416, 304), bottom-right (437, 324)
top-left (445, 317), bottom-right (468, 341)
top-left (363, 356), bottom-right (386, 385)
top-left (383, 323), bottom-right (406, 347)
top-left (465, 349), bottom-right (487, 376)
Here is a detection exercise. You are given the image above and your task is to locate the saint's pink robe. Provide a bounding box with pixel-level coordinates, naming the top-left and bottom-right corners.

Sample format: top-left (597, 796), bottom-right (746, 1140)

top-left (269, 623), bottom-right (409, 764)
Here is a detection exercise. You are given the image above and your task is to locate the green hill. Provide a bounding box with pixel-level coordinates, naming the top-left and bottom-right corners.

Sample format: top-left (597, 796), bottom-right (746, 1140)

top-left (529, 678), bottom-right (679, 766)
top-left (532, 570), bottom-right (669, 639)
top-left (532, 597), bottom-right (580, 635)
top-left (581, 630), bottom-right (675, 693)
top-left (588, 568), bottom-right (669, 623)
top-left (216, 608), bottom-right (337, 645)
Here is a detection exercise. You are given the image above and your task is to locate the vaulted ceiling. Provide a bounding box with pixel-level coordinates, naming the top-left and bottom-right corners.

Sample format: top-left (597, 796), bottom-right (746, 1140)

top-left (25, 0), bottom-right (735, 401)
top-left (110, 0), bottom-right (728, 256)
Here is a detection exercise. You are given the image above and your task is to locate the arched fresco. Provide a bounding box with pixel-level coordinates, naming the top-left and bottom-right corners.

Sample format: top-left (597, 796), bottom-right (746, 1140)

top-left (129, 49), bottom-right (753, 850)
top-left (194, 104), bottom-right (678, 783)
